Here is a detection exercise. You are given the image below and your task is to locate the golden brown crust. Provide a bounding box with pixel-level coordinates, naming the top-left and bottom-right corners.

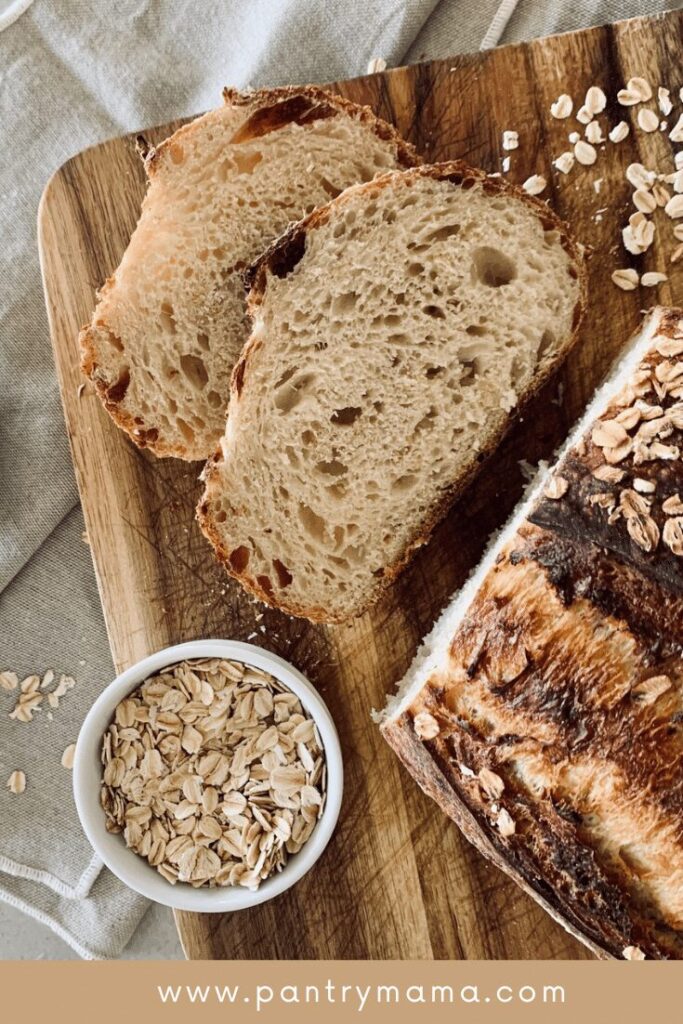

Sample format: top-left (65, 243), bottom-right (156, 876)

top-left (198, 160), bottom-right (588, 621)
top-left (143, 85), bottom-right (420, 179)
top-left (80, 86), bottom-right (421, 461)
top-left (80, 323), bottom-right (175, 456)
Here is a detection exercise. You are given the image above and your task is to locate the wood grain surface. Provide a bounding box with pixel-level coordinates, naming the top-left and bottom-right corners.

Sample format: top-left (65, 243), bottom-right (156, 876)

top-left (39, 10), bottom-right (682, 960)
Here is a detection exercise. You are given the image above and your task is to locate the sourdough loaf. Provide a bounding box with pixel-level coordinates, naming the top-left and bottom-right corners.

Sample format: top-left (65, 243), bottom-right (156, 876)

top-left (80, 86), bottom-right (419, 460)
top-left (198, 161), bottom-right (586, 621)
top-left (382, 307), bottom-right (683, 960)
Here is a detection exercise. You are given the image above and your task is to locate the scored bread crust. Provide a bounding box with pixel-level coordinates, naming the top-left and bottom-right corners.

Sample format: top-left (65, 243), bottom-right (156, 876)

top-left (381, 308), bottom-right (683, 960)
top-left (80, 85), bottom-right (420, 460)
top-left (381, 712), bottom-right (612, 960)
top-left (197, 160), bottom-right (588, 621)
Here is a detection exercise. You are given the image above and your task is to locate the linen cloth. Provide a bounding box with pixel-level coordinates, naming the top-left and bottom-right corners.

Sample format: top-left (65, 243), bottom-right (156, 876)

top-left (0, 0), bottom-right (675, 960)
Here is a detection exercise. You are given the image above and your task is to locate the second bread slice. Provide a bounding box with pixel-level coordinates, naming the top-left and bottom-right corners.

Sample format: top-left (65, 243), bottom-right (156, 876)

top-left (198, 162), bottom-right (587, 621)
top-left (80, 86), bottom-right (418, 460)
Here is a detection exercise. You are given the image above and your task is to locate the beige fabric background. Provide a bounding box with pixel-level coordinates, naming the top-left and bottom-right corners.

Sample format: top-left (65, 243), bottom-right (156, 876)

top-left (0, 0), bottom-right (677, 959)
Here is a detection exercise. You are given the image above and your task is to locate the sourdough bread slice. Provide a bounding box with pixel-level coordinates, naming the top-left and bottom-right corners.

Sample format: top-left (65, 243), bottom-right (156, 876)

top-left (198, 161), bottom-right (586, 621)
top-left (80, 86), bottom-right (419, 460)
top-left (382, 308), bottom-right (683, 960)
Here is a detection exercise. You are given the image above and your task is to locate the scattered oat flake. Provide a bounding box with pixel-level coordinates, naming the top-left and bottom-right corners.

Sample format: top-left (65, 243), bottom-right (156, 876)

top-left (592, 419), bottom-right (628, 448)
top-left (670, 114), bottom-right (683, 143)
top-left (585, 86), bottom-right (606, 114)
top-left (550, 94), bottom-right (572, 119)
top-left (54, 674), bottom-right (76, 699)
top-left (413, 710), bottom-right (440, 740)
top-left (593, 465), bottom-right (625, 483)
top-left (585, 121), bottom-right (604, 145)
top-left (637, 108), bottom-right (659, 133)
top-left (626, 163), bottom-right (656, 190)
top-left (617, 87), bottom-right (640, 106)
top-left (627, 510), bottom-right (660, 552)
top-left (663, 494), bottom-right (683, 515)
top-left (671, 243), bottom-right (683, 264)
top-left (61, 744), bottom-right (76, 770)
top-left (554, 151), bottom-right (574, 175)
top-left (568, 130), bottom-right (581, 144)
top-left (593, 178), bottom-right (603, 193)
top-left (496, 808), bottom-right (516, 837)
top-left (652, 183), bottom-right (670, 207)
top-left (544, 476), bottom-right (569, 500)
top-left (501, 155), bottom-right (510, 173)
top-left (665, 194), bottom-right (683, 218)
top-left (367, 56), bottom-right (386, 74)
top-left (623, 946), bottom-right (646, 960)
top-left (522, 174), bottom-right (546, 195)
top-left (676, 152), bottom-right (683, 171)
top-left (622, 213), bottom-right (655, 255)
top-left (611, 268), bottom-right (639, 291)
top-left (658, 87), bottom-right (673, 115)
top-left (7, 770), bottom-right (26, 794)
top-left (626, 77), bottom-right (652, 102)
top-left (0, 671), bottom-right (18, 691)
top-left (574, 140), bottom-right (596, 165)
top-left (609, 121), bottom-right (630, 143)
top-left (640, 271), bottom-right (667, 287)
top-left (479, 768), bottom-right (505, 800)
top-left (663, 517), bottom-right (683, 556)
top-left (633, 189), bottom-right (656, 213)
top-left (502, 130), bottom-right (518, 151)
top-left (576, 105), bottom-right (592, 125)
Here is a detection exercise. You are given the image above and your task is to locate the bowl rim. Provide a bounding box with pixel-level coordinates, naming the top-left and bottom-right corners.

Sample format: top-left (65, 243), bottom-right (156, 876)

top-left (73, 639), bottom-right (343, 912)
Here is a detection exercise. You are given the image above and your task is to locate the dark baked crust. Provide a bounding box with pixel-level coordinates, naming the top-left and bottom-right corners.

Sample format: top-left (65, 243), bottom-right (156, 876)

top-left (382, 712), bottom-right (613, 960)
top-left (530, 308), bottom-right (683, 594)
top-left (198, 160), bottom-right (588, 622)
top-left (79, 85), bottom-right (421, 461)
top-left (384, 522), bottom-right (683, 959)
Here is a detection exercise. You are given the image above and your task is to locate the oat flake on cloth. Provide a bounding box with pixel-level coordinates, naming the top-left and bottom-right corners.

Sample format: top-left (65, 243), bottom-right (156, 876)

top-left (0, 0), bottom-right (674, 960)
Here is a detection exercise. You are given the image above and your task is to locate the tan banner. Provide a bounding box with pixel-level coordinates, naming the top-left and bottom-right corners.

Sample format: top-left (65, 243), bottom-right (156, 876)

top-left (2, 960), bottom-right (678, 1023)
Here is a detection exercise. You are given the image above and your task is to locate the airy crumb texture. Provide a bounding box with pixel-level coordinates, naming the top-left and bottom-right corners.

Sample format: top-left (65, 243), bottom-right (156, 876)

top-left (80, 86), bottom-right (419, 460)
top-left (100, 658), bottom-right (326, 889)
top-left (199, 161), bottom-right (585, 622)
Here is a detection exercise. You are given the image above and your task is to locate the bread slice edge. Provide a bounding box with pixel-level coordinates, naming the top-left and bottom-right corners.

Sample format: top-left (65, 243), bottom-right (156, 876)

top-left (197, 160), bottom-right (588, 621)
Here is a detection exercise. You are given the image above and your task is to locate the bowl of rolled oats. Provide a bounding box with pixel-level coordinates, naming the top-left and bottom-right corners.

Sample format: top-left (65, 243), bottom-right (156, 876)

top-left (73, 640), bottom-right (343, 911)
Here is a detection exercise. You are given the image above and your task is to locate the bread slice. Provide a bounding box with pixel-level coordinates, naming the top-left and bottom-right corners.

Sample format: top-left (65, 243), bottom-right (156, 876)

top-left (80, 86), bottom-right (419, 460)
top-left (382, 307), bottom-right (683, 960)
top-left (197, 162), bottom-right (586, 621)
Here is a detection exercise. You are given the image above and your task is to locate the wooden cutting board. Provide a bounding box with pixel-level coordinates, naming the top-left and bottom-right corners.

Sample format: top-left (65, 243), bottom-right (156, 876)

top-left (39, 10), bottom-right (683, 960)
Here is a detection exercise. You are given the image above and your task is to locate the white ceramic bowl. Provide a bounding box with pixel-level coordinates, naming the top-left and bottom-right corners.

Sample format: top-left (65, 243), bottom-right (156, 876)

top-left (73, 639), bottom-right (343, 912)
